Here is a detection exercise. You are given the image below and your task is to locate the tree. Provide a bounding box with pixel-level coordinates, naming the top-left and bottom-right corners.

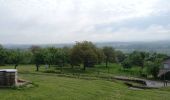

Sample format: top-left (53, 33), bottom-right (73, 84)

top-left (82, 49), bottom-right (98, 70)
top-left (21, 51), bottom-right (33, 64)
top-left (53, 48), bottom-right (65, 71)
top-left (128, 51), bottom-right (145, 68)
top-left (146, 52), bottom-right (168, 62)
top-left (103, 47), bottom-right (115, 68)
top-left (70, 41), bottom-right (98, 70)
top-left (30, 45), bottom-right (41, 54)
top-left (43, 47), bottom-right (55, 67)
top-left (33, 49), bottom-right (45, 71)
top-left (43, 47), bottom-right (65, 72)
top-left (95, 48), bottom-right (105, 64)
top-left (121, 58), bottom-right (132, 69)
top-left (115, 50), bottom-right (126, 63)
top-left (70, 47), bottom-right (82, 68)
top-left (144, 53), bottom-right (167, 78)
top-left (0, 46), bottom-right (7, 65)
top-left (145, 59), bottom-right (162, 79)
top-left (30, 46), bottom-right (45, 71)
top-left (7, 50), bottom-right (23, 69)
top-left (62, 47), bottom-right (71, 66)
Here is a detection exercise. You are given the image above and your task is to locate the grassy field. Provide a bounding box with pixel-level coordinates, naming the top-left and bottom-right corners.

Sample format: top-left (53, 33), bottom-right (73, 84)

top-left (0, 65), bottom-right (170, 100)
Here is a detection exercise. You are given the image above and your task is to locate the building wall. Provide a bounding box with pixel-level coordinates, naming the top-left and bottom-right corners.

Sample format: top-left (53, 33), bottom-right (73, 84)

top-left (164, 63), bottom-right (170, 69)
top-left (0, 71), bottom-right (17, 86)
top-left (0, 71), bottom-right (5, 86)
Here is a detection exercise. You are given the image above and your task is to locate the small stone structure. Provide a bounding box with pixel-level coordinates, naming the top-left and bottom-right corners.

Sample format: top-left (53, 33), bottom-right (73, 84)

top-left (0, 69), bottom-right (17, 87)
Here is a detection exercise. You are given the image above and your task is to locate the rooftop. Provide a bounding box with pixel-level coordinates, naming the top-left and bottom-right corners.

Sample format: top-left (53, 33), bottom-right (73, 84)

top-left (0, 69), bottom-right (17, 72)
top-left (164, 59), bottom-right (170, 64)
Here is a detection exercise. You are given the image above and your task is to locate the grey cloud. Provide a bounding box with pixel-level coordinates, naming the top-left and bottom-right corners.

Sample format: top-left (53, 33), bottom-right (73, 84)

top-left (0, 0), bottom-right (170, 44)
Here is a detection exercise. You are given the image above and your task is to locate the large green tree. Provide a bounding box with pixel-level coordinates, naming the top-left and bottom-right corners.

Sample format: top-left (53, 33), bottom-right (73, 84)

top-left (33, 49), bottom-right (45, 71)
top-left (7, 50), bottom-right (23, 69)
top-left (128, 51), bottom-right (146, 68)
top-left (62, 47), bottom-right (71, 65)
top-left (21, 51), bottom-right (33, 64)
top-left (70, 41), bottom-right (98, 70)
top-left (103, 47), bottom-right (115, 68)
top-left (145, 59), bottom-right (162, 79)
top-left (115, 50), bottom-right (126, 63)
top-left (43, 47), bottom-right (65, 72)
top-left (45, 48), bottom-right (65, 65)
top-left (95, 48), bottom-right (105, 64)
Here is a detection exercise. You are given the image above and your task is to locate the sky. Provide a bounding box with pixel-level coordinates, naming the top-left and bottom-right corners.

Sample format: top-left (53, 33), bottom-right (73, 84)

top-left (0, 0), bottom-right (170, 44)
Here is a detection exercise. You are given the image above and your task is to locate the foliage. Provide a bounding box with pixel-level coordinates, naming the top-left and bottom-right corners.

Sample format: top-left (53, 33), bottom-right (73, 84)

top-left (95, 48), bottom-right (105, 64)
top-left (33, 48), bottom-right (45, 71)
top-left (6, 49), bottom-right (23, 68)
top-left (70, 41), bottom-right (98, 70)
top-left (103, 47), bottom-right (115, 67)
top-left (144, 58), bottom-right (163, 78)
top-left (128, 51), bottom-right (145, 67)
top-left (21, 51), bottom-right (33, 64)
top-left (121, 58), bottom-right (132, 69)
top-left (115, 50), bottom-right (126, 63)
top-left (0, 46), bottom-right (7, 65)
top-left (62, 47), bottom-right (71, 65)
top-left (0, 41), bottom-right (169, 78)
top-left (43, 47), bottom-right (64, 66)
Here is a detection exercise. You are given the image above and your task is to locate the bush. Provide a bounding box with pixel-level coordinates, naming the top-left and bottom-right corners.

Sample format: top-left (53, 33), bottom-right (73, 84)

top-left (121, 59), bottom-right (132, 69)
top-left (144, 60), bottom-right (161, 79)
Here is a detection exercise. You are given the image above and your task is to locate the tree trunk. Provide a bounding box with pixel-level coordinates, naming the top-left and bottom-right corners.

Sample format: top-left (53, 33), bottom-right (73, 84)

top-left (83, 62), bottom-right (86, 70)
top-left (62, 60), bottom-right (65, 67)
top-left (60, 66), bottom-right (62, 72)
top-left (108, 66), bottom-right (110, 73)
top-left (71, 64), bottom-right (74, 69)
top-left (83, 65), bottom-right (86, 70)
top-left (106, 59), bottom-right (108, 68)
top-left (36, 64), bottom-right (39, 71)
top-left (14, 64), bottom-right (18, 69)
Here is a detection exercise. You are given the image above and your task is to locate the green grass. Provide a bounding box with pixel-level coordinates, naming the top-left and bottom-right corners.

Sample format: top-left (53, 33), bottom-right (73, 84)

top-left (95, 63), bottom-right (142, 76)
top-left (0, 65), bottom-right (170, 100)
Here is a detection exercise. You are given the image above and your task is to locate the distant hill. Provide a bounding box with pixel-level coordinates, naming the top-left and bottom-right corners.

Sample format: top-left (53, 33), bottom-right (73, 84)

top-left (2, 40), bottom-right (170, 55)
top-left (95, 41), bottom-right (170, 55)
top-left (2, 43), bottom-right (73, 50)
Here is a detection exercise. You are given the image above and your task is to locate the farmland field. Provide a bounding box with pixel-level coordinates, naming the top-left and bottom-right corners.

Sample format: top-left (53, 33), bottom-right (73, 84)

top-left (0, 65), bottom-right (170, 100)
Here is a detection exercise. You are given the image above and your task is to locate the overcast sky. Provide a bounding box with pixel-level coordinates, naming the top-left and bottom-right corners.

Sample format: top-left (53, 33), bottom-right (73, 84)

top-left (0, 0), bottom-right (170, 44)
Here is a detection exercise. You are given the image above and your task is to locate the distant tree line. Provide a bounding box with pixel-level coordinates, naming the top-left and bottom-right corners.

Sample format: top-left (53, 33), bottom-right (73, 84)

top-left (0, 41), bottom-right (169, 79)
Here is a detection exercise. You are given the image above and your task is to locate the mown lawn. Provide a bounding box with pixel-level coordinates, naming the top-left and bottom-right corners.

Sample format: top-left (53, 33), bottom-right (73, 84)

top-left (0, 65), bottom-right (170, 100)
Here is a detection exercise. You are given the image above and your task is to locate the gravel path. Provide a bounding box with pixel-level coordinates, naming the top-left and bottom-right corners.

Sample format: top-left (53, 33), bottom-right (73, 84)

top-left (114, 76), bottom-right (170, 88)
top-left (145, 80), bottom-right (170, 88)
